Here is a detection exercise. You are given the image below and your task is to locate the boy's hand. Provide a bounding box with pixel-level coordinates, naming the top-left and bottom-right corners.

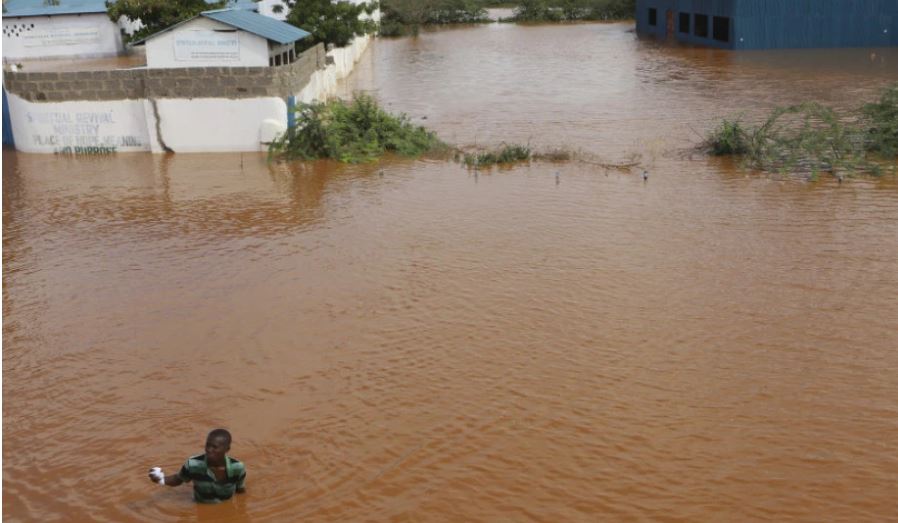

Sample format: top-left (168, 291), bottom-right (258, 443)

top-left (148, 467), bottom-right (165, 485)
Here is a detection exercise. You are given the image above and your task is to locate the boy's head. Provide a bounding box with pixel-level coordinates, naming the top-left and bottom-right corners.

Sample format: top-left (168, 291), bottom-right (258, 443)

top-left (205, 428), bottom-right (231, 464)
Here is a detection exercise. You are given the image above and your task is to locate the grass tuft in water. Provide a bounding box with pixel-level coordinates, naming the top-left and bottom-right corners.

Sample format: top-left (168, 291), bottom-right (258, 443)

top-left (269, 94), bottom-right (445, 163)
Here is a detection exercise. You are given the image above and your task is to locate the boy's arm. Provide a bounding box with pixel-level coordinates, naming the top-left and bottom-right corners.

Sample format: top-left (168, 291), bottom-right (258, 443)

top-left (162, 474), bottom-right (185, 487)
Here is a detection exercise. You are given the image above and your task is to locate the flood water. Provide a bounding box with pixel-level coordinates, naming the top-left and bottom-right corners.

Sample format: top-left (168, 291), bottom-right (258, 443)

top-left (4, 22), bottom-right (898, 522)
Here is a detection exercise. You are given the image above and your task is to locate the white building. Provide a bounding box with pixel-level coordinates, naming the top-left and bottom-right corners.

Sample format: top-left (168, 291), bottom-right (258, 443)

top-left (2, 0), bottom-right (125, 61)
top-left (135, 8), bottom-right (311, 69)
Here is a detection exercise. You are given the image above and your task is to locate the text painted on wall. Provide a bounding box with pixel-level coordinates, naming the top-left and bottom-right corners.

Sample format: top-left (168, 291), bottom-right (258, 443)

top-left (26, 110), bottom-right (144, 154)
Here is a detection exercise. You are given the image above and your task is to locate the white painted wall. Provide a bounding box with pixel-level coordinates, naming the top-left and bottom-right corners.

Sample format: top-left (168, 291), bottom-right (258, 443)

top-left (7, 91), bottom-right (287, 154)
top-left (6, 93), bottom-right (151, 153)
top-left (296, 34), bottom-right (372, 103)
top-left (2, 14), bottom-right (123, 61)
top-left (145, 18), bottom-right (269, 69)
top-left (152, 97), bottom-right (287, 152)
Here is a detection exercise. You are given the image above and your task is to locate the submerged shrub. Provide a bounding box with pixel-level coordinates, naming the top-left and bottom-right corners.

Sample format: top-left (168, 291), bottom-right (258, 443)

top-left (270, 94), bottom-right (444, 163)
top-left (462, 143), bottom-right (532, 166)
top-left (532, 147), bottom-right (575, 161)
top-left (863, 83), bottom-right (898, 158)
top-left (707, 84), bottom-right (898, 177)
top-left (511, 0), bottom-right (560, 21)
top-left (706, 118), bottom-right (749, 156)
top-left (428, 0), bottom-right (490, 24)
top-left (705, 91), bottom-right (898, 178)
top-left (742, 102), bottom-right (869, 176)
top-left (380, 0), bottom-right (489, 36)
top-left (508, 0), bottom-right (634, 22)
top-left (586, 0), bottom-right (635, 20)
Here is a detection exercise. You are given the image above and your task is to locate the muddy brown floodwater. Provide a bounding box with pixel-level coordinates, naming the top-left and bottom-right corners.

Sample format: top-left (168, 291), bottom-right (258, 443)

top-left (4, 21), bottom-right (898, 523)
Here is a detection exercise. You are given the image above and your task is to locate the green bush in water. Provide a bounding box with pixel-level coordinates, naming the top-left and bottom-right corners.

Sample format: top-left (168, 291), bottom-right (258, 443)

top-left (270, 94), bottom-right (444, 163)
top-left (742, 102), bottom-right (869, 176)
top-left (507, 0), bottom-right (634, 22)
top-left (379, 0), bottom-right (490, 37)
top-left (863, 83), bottom-right (898, 158)
top-left (706, 84), bottom-right (898, 177)
top-left (463, 143), bottom-right (531, 166)
top-left (428, 0), bottom-right (491, 24)
top-left (586, 0), bottom-right (635, 20)
top-left (706, 118), bottom-right (749, 156)
top-left (706, 102), bottom-right (891, 177)
top-left (511, 0), bottom-right (561, 21)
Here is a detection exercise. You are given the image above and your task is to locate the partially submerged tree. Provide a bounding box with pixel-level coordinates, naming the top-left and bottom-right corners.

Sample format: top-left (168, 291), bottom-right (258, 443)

top-left (509, 0), bottom-right (634, 22)
top-left (512, 0), bottom-right (558, 22)
top-left (381, 0), bottom-right (434, 35)
top-left (588, 0), bottom-right (635, 20)
top-left (106, 0), bottom-right (227, 44)
top-left (380, 0), bottom-right (488, 35)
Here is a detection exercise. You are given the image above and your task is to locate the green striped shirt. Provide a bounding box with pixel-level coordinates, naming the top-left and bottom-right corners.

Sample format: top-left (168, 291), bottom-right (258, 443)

top-left (177, 454), bottom-right (246, 504)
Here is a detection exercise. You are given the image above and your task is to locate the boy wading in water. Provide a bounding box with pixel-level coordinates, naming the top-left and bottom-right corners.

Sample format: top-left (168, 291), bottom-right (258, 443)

top-left (148, 429), bottom-right (246, 503)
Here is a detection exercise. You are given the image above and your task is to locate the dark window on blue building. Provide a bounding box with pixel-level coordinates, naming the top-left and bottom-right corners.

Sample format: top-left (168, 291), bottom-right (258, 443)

top-left (695, 14), bottom-right (708, 38)
top-left (679, 13), bottom-right (690, 34)
top-left (648, 8), bottom-right (657, 26)
top-left (713, 16), bottom-right (730, 42)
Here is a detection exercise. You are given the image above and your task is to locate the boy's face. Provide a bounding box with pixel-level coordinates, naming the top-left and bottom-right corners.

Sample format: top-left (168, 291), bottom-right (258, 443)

top-left (204, 436), bottom-right (230, 465)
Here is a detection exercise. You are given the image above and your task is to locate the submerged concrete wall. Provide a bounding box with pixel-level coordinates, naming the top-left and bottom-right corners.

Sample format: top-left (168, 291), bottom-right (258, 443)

top-left (4, 37), bottom-right (374, 154)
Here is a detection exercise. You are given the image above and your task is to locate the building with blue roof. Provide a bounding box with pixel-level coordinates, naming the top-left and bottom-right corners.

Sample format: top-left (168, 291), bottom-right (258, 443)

top-left (636, 0), bottom-right (898, 50)
top-left (2, 0), bottom-right (125, 60)
top-left (136, 8), bottom-right (311, 69)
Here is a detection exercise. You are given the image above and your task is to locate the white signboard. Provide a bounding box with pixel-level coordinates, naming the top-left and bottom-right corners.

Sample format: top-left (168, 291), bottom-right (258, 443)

top-left (174, 30), bottom-right (240, 62)
top-left (22, 26), bottom-right (101, 48)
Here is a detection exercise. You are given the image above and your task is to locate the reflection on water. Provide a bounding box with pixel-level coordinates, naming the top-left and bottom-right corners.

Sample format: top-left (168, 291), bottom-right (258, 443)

top-left (4, 22), bottom-right (898, 523)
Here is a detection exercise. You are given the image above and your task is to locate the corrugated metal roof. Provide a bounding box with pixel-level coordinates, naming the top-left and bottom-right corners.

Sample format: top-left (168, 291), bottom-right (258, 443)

top-left (201, 8), bottom-right (310, 45)
top-left (2, 0), bottom-right (108, 17)
top-left (132, 8), bottom-right (311, 46)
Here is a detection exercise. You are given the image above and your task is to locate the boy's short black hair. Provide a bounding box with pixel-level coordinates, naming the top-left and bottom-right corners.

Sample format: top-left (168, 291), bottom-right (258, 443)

top-left (207, 428), bottom-right (232, 446)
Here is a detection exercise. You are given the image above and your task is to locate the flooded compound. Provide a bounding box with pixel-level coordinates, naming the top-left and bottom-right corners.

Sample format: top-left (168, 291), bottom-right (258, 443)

top-left (4, 21), bottom-right (898, 522)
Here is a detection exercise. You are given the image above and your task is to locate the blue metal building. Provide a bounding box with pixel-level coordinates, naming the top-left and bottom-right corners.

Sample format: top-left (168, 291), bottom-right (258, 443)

top-left (636, 0), bottom-right (898, 49)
